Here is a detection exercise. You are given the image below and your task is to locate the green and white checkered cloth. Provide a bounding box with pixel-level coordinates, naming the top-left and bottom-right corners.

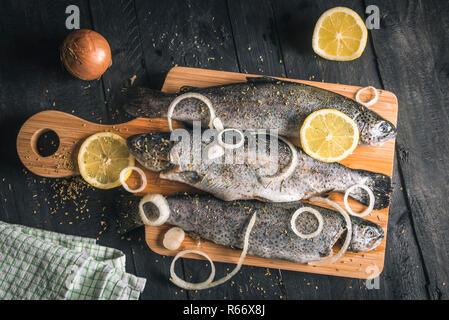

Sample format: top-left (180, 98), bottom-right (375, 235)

top-left (0, 221), bottom-right (146, 300)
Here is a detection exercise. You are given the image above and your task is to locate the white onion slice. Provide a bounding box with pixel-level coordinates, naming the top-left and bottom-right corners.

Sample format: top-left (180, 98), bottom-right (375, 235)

top-left (163, 227), bottom-right (186, 251)
top-left (138, 194), bottom-right (170, 227)
top-left (167, 93), bottom-right (216, 132)
top-left (355, 86), bottom-right (378, 107)
top-left (259, 136), bottom-right (298, 184)
top-left (170, 250), bottom-right (216, 290)
top-left (120, 166), bottom-right (147, 194)
top-left (344, 184), bottom-right (375, 217)
top-left (290, 207), bottom-right (324, 239)
top-left (170, 213), bottom-right (257, 290)
top-left (308, 197), bottom-right (352, 266)
top-left (217, 128), bottom-right (245, 150)
top-left (212, 117), bottom-right (224, 131)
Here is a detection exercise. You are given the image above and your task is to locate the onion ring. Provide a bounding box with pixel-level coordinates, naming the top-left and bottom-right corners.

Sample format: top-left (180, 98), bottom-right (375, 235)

top-left (167, 93), bottom-right (216, 132)
top-left (170, 250), bottom-right (216, 290)
top-left (290, 207), bottom-right (324, 239)
top-left (138, 194), bottom-right (170, 227)
top-left (120, 166), bottom-right (147, 193)
top-left (259, 135), bottom-right (298, 184)
top-left (212, 117), bottom-right (224, 131)
top-left (344, 184), bottom-right (375, 217)
top-left (355, 86), bottom-right (378, 107)
top-left (308, 197), bottom-right (352, 266)
top-left (170, 213), bottom-right (257, 290)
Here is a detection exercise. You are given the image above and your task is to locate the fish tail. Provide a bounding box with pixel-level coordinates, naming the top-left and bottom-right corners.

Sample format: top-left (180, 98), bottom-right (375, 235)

top-left (351, 171), bottom-right (392, 210)
top-left (123, 87), bottom-right (173, 118)
top-left (114, 194), bottom-right (142, 233)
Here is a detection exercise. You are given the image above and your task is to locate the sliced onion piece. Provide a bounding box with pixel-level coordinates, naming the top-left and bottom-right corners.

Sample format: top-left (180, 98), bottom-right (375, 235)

top-left (212, 117), bottom-right (224, 131)
top-left (163, 227), bottom-right (186, 251)
top-left (259, 136), bottom-right (298, 184)
top-left (170, 250), bottom-right (216, 290)
top-left (120, 166), bottom-right (147, 194)
top-left (170, 212), bottom-right (257, 290)
top-left (290, 207), bottom-right (324, 239)
top-left (138, 194), bottom-right (170, 227)
top-left (217, 128), bottom-right (245, 150)
top-left (344, 184), bottom-right (375, 217)
top-left (308, 197), bottom-right (352, 266)
top-left (167, 93), bottom-right (216, 132)
top-left (355, 86), bottom-right (378, 107)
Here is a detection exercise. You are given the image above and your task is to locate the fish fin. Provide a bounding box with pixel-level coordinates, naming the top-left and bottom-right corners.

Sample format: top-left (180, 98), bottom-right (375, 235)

top-left (318, 247), bottom-right (333, 258)
top-left (254, 196), bottom-right (271, 202)
top-left (303, 190), bottom-right (332, 200)
top-left (179, 85), bottom-right (199, 93)
top-left (245, 76), bottom-right (279, 83)
top-left (179, 171), bottom-right (202, 184)
top-left (351, 171), bottom-right (392, 210)
top-left (114, 194), bottom-right (144, 234)
top-left (187, 232), bottom-right (201, 240)
top-left (187, 232), bottom-right (203, 246)
top-left (123, 87), bottom-right (173, 118)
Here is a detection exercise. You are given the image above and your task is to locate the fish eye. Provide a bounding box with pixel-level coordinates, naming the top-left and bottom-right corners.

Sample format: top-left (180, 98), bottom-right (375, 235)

top-left (379, 123), bottom-right (388, 133)
top-left (364, 228), bottom-right (377, 238)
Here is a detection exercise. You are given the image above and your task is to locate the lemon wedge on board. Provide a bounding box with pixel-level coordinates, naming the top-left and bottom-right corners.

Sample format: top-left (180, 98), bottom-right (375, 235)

top-left (300, 109), bottom-right (359, 163)
top-left (78, 132), bottom-right (134, 189)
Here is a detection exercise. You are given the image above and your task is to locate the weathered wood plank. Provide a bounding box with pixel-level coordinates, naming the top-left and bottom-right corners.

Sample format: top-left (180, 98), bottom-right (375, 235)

top-left (0, 0), bottom-right (107, 232)
top-left (135, 0), bottom-right (239, 89)
top-left (272, 0), bottom-right (428, 299)
top-left (88, 0), bottom-right (150, 124)
top-left (0, 0), bottom-right (437, 300)
top-left (0, 0), bottom-right (140, 298)
top-left (227, 0), bottom-right (286, 77)
top-left (367, 0), bottom-right (449, 299)
top-left (133, 0), bottom-right (268, 300)
top-left (88, 0), bottom-right (185, 300)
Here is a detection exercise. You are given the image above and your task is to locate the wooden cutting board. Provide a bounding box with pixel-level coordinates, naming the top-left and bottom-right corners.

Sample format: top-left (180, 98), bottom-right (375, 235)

top-left (17, 66), bottom-right (398, 279)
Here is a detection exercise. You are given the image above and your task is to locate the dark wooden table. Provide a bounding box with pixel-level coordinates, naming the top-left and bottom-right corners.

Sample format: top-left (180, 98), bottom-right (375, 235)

top-left (0, 0), bottom-right (447, 300)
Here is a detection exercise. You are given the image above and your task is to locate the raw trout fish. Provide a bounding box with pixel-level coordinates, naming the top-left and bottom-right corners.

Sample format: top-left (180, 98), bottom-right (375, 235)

top-left (120, 193), bottom-right (384, 263)
top-left (123, 77), bottom-right (397, 145)
top-left (127, 131), bottom-right (392, 209)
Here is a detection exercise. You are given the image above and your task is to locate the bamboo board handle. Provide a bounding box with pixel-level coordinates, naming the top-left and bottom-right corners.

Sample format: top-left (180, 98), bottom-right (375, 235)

top-left (17, 110), bottom-right (167, 177)
top-left (16, 110), bottom-right (198, 194)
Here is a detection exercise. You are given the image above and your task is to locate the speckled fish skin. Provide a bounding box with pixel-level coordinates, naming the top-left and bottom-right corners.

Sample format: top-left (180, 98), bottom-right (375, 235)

top-left (127, 132), bottom-right (392, 209)
top-left (123, 77), bottom-right (397, 145)
top-left (136, 193), bottom-right (384, 263)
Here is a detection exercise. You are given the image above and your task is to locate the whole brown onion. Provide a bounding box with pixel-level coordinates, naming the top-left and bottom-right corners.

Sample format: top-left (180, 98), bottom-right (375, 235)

top-left (60, 29), bottom-right (112, 80)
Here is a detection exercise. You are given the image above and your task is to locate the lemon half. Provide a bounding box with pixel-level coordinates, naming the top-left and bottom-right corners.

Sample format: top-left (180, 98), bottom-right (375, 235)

top-left (312, 7), bottom-right (368, 61)
top-left (78, 132), bottom-right (134, 189)
top-left (300, 109), bottom-right (359, 163)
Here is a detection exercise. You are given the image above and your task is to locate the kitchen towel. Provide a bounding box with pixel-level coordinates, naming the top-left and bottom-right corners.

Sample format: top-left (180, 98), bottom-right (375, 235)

top-left (0, 220), bottom-right (146, 300)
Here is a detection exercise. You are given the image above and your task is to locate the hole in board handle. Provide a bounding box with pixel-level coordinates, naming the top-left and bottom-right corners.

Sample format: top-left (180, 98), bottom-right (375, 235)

top-left (31, 129), bottom-right (60, 157)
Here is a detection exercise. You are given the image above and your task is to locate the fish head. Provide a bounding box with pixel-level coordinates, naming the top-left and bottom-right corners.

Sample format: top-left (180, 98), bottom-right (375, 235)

top-left (127, 133), bottom-right (173, 172)
top-left (350, 218), bottom-right (384, 252)
top-left (359, 118), bottom-right (397, 145)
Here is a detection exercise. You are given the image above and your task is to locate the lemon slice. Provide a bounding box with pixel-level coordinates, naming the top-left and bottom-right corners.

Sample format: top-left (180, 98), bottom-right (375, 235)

top-left (78, 132), bottom-right (135, 189)
top-left (300, 109), bottom-right (359, 163)
top-left (312, 7), bottom-right (368, 61)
